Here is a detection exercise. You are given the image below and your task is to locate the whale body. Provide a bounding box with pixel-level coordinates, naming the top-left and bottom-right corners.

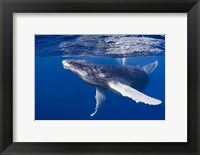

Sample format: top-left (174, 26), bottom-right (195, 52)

top-left (62, 59), bottom-right (161, 116)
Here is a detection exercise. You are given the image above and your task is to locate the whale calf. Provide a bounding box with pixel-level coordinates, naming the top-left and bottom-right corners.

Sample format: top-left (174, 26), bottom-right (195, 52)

top-left (62, 59), bottom-right (161, 116)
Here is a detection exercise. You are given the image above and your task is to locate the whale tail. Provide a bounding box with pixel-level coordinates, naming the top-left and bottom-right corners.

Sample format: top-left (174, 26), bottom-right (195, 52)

top-left (142, 61), bottom-right (158, 74)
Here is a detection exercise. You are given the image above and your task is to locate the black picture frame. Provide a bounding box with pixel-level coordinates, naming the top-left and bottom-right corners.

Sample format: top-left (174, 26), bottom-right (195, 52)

top-left (0, 0), bottom-right (200, 154)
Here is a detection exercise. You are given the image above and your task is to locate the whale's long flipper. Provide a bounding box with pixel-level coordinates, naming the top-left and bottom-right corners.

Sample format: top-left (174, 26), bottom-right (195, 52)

top-left (108, 81), bottom-right (161, 105)
top-left (90, 88), bottom-right (105, 117)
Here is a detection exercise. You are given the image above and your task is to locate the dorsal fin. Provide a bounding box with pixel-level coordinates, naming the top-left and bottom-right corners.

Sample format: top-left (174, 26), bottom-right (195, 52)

top-left (142, 61), bottom-right (158, 74)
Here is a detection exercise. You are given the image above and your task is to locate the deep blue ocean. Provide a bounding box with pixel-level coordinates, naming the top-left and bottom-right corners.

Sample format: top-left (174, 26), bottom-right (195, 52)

top-left (35, 35), bottom-right (165, 120)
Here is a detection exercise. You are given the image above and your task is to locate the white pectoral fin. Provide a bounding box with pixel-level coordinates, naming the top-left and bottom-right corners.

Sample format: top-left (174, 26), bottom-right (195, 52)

top-left (117, 58), bottom-right (126, 65)
top-left (108, 81), bottom-right (161, 105)
top-left (90, 88), bottom-right (106, 117)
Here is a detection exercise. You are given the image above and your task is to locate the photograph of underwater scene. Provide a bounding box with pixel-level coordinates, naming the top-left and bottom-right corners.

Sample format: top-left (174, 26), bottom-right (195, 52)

top-left (35, 35), bottom-right (165, 120)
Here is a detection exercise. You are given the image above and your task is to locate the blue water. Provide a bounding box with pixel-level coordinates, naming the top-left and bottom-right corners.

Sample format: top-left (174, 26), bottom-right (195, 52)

top-left (35, 35), bottom-right (165, 120)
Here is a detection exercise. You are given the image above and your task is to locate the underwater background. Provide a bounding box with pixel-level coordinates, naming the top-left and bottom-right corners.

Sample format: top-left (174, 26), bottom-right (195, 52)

top-left (35, 35), bottom-right (165, 120)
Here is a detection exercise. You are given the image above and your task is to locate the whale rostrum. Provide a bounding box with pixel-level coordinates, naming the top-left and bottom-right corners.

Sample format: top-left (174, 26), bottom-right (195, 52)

top-left (62, 59), bottom-right (161, 116)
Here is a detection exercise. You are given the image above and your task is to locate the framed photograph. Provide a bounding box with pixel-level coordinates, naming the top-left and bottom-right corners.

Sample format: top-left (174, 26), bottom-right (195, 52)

top-left (0, 0), bottom-right (199, 154)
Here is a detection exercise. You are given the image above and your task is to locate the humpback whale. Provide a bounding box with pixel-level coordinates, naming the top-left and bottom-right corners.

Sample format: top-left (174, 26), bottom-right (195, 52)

top-left (62, 59), bottom-right (162, 116)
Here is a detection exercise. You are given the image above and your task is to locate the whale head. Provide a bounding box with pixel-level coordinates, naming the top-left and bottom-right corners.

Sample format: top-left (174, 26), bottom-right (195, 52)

top-left (62, 59), bottom-right (95, 82)
top-left (62, 59), bottom-right (92, 70)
